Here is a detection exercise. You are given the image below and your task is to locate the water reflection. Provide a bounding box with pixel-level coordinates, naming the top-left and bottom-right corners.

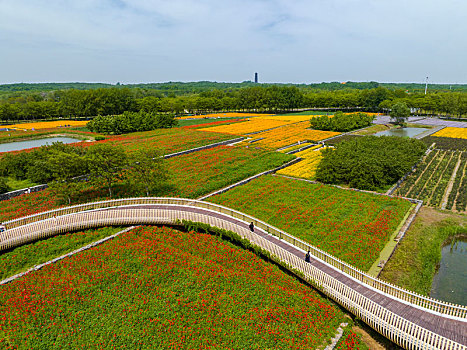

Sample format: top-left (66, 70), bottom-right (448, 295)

top-left (374, 127), bottom-right (429, 138)
top-left (430, 238), bottom-right (467, 305)
top-left (0, 137), bottom-right (81, 153)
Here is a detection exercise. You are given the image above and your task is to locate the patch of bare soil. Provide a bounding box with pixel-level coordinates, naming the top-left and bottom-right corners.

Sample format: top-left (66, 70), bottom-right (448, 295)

top-left (352, 326), bottom-right (389, 350)
top-left (418, 206), bottom-right (467, 227)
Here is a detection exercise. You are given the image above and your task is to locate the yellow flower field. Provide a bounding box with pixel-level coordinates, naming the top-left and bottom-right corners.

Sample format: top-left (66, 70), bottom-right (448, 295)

top-left (245, 122), bottom-right (339, 149)
top-left (199, 118), bottom-right (290, 135)
top-left (432, 127), bottom-right (467, 140)
top-left (276, 146), bottom-right (327, 179)
top-left (1, 120), bottom-right (88, 130)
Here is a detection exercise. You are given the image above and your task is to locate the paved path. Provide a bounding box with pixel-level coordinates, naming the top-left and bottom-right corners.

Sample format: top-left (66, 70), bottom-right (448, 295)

top-left (2, 201), bottom-right (467, 348)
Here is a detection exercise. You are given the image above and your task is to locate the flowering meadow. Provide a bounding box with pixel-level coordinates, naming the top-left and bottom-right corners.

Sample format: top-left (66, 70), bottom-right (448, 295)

top-left (208, 175), bottom-right (412, 270)
top-left (0, 226), bottom-right (121, 280)
top-left (0, 226), bottom-right (349, 349)
top-left (0, 120), bottom-right (88, 130)
top-left (0, 190), bottom-right (58, 222)
top-left (243, 122), bottom-right (339, 149)
top-left (276, 146), bottom-right (325, 179)
top-left (432, 127), bottom-right (467, 139)
top-left (335, 331), bottom-right (364, 350)
top-left (78, 127), bottom-right (234, 155)
top-left (164, 146), bottom-right (293, 198)
top-left (199, 118), bottom-right (291, 135)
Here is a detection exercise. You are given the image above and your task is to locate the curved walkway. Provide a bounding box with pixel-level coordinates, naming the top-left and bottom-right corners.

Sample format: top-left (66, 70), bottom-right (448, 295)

top-left (1, 198), bottom-right (466, 349)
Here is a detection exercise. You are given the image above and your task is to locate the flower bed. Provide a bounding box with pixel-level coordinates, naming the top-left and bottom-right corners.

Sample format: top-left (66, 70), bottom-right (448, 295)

top-left (164, 146), bottom-right (293, 198)
top-left (276, 146), bottom-right (325, 180)
top-left (78, 128), bottom-right (234, 155)
top-left (199, 118), bottom-right (291, 135)
top-left (0, 226), bottom-right (348, 349)
top-left (0, 120), bottom-right (88, 130)
top-left (244, 122), bottom-right (339, 149)
top-left (432, 127), bottom-right (467, 139)
top-left (0, 226), bottom-right (121, 280)
top-left (208, 175), bottom-right (412, 270)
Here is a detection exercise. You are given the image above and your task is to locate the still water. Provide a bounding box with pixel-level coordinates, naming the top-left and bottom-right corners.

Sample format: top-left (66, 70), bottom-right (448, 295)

top-left (374, 127), bottom-right (429, 138)
top-left (430, 238), bottom-right (467, 305)
top-left (0, 137), bottom-right (82, 153)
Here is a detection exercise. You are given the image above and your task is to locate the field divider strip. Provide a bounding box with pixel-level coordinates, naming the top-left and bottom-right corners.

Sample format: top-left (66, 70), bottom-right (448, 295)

top-left (441, 152), bottom-right (463, 209)
top-left (0, 226), bottom-right (136, 286)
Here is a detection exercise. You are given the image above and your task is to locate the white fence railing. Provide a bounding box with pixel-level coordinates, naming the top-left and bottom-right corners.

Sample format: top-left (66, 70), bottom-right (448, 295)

top-left (2, 198), bottom-right (467, 322)
top-left (1, 203), bottom-right (466, 349)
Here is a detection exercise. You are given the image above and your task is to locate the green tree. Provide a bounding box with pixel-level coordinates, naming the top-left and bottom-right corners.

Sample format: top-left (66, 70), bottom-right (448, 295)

top-left (128, 149), bottom-right (167, 196)
top-left (47, 152), bottom-right (88, 204)
top-left (0, 177), bottom-right (9, 194)
top-left (86, 144), bottom-right (128, 198)
top-left (390, 102), bottom-right (411, 126)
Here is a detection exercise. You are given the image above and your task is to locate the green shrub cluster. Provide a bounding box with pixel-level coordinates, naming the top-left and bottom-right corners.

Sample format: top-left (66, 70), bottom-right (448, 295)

top-left (316, 136), bottom-right (427, 190)
top-left (0, 142), bottom-right (166, 203)
top-left (87, 111), bottom-right (177, 134)
top-left (0, 177), bottom-right (9, 194)
top-left (0, 143), bottom-right (88, 184)
top-left (310, 112), bottom-right (374, 132)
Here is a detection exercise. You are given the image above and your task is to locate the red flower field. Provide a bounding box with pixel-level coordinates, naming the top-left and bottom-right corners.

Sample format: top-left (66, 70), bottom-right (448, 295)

top-left (0, 226), bottom-right (357, 349)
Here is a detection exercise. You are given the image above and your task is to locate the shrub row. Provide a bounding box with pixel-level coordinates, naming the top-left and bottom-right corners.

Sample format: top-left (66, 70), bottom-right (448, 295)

top-left (310, 112), bottom-right (374, 132)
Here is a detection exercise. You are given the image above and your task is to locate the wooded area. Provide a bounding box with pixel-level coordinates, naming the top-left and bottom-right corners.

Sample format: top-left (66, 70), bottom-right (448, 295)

top-left (0, 83), bottom-right (466, 121)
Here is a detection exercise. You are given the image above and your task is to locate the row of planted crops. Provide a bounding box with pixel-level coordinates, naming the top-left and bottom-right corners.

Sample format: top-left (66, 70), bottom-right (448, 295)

top-left (395, 126), bottom-right (467, 212)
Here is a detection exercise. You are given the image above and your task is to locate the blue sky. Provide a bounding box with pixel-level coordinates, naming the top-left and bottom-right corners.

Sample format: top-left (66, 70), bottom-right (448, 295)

top-left (0, 0), bottom-right (466, 84)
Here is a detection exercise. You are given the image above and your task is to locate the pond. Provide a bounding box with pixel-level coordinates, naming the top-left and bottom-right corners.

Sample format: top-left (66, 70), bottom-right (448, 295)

top-left (374, 127), bottom-right (429, 138)
top-left (0, 137), bottom-right (82, 153)
top-left (430, 238), bottom-right (467, 305)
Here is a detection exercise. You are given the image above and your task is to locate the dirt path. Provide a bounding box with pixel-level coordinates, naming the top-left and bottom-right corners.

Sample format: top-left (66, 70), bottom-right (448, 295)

top-left (441, 152), bottom-right (463, 209)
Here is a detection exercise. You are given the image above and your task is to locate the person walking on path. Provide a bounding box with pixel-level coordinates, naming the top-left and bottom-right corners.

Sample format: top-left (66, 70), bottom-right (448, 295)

top-left (249, 222), bottom-right (254, 232)
top-left (305, 251), bottom-right (311, 263)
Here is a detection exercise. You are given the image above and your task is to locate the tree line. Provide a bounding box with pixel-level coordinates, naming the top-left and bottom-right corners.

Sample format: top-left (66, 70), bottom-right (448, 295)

top-left (87, 111), bottom-right (176, 134)
top-left (310, 112), bottom-right (374, 132)
top-left (0, 85), bottom-right (466, 121)
top-left (0, 143), bottom-right (167, 202)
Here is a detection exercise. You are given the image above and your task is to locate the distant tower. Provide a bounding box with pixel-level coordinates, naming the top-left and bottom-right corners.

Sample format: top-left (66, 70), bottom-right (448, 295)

top-left (254, 72), bottom-right (258, 83)
top-left (425, 76), bottom-right (429, 95)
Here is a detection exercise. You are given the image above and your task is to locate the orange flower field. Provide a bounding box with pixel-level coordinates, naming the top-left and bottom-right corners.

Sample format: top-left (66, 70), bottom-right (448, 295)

top-left (245, 122), bottom-right (339, 149)
top-left (1, 120), bottom-right (88, 130)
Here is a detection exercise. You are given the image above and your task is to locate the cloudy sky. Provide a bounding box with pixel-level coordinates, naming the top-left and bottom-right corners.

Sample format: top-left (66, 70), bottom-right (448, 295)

top-left (0, 0), bottom-right (466, 84)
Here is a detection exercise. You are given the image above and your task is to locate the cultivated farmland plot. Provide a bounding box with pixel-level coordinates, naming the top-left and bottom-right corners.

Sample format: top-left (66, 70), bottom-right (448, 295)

top-left (395, 149), bottom-right (467, 211)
